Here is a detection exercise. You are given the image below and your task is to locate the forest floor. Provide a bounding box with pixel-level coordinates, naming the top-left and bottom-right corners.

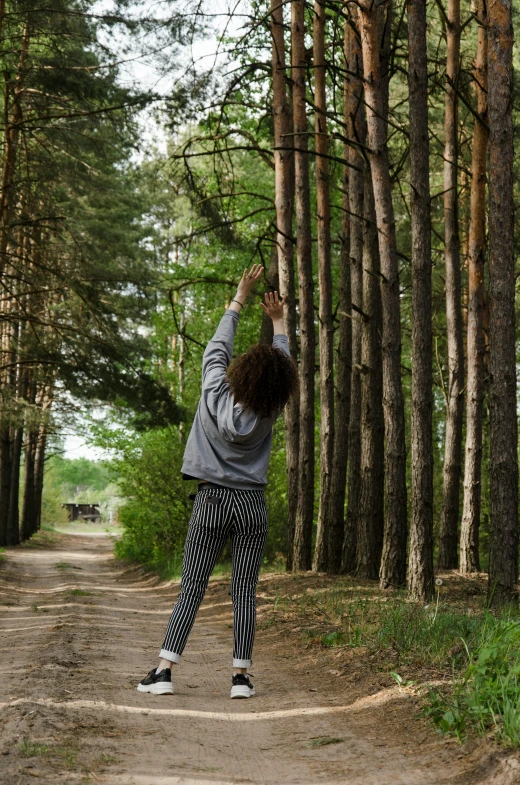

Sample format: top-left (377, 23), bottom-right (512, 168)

top-left (0, 531), bottom-right (519, 785)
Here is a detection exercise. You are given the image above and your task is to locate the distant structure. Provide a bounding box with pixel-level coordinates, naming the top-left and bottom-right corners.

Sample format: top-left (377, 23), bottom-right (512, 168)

top-left (62, 503), bottom-right (101, 523)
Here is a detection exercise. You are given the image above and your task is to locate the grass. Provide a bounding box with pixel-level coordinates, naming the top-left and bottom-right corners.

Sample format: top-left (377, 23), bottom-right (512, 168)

top-left (424, 612), bottom-right (520, 746)
top-left (96, 753), bottom-right (117, 764)
top-left (32, 603), bottom-right (49, 613)
top-left (20, 530), bottom-right (57, 549)
top-left (20, 740), bottom-right (49, 757)
top-left (20, 738), bottom-right (79, 768)
top-left (67, 589), bottom-right (91, 597)
top-left (271, 584), bottom-right (482, 668)
top-left (263, 576), bottom-right (520, 748)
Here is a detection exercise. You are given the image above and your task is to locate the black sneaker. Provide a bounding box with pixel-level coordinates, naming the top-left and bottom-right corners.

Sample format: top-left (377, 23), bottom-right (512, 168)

top-left (230, 673), bottom-right (255, 699)
top-left (137, 668), bottom-right (174, 695)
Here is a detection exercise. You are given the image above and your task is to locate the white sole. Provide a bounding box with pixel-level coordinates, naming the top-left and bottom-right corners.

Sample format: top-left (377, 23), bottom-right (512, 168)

top-left (137, 682), bottom-right (174, 695)
top-left (230, 685), bottom-right (255, 699)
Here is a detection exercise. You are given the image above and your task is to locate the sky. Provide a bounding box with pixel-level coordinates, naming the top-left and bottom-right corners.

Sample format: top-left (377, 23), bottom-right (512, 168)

top-left (63, 433), bottom-right (108, 460)
top-left (63, 0), bottom-right (243, 459)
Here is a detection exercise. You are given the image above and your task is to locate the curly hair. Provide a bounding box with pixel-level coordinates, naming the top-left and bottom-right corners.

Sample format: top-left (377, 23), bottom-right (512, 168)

top-left (226, 343), bottom-right (298, 419)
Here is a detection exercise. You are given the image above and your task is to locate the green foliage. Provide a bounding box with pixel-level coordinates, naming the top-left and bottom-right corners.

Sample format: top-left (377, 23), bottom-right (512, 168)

top-left (20, 740), bottom-right (49, 757)
top-left (51, 457), bottom-right (110, 494)
top-left (88, 404), bottom-right (289, 574)
top-left (267, 581), bottom-right (520, 746)
top-left (425, 614), bottom-right (520, 746)
top-left (372, 601), bottom-right (481, 666)
top-left (320, 630), bottom-right (347, 648)
top-left (41, 455), bottom-right (120, 527)
top-left (41, 461), bottom-right (70, 528)
top-left (289, 586), bottom-right (481, 667)
top-left (108, 426), bottom-right (192, 576)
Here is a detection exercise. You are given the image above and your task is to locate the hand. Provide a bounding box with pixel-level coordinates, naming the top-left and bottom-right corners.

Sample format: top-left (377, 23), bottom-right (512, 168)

top-left (260, 290), bottom-right (286, 322)
top-left (235, 264), bottom-right (264, 301)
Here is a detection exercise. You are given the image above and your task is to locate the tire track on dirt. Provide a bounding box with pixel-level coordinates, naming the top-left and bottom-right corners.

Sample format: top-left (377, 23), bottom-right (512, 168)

top-left (0, 532), bottom-right (505, 785)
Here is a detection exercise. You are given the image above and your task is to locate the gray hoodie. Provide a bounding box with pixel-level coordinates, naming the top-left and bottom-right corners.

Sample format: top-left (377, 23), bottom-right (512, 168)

top-left (181, 308), bottom-right (291, 489)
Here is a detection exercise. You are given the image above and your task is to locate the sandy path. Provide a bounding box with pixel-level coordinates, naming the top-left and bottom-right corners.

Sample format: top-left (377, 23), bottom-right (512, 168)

top-left (0, 533), bottom-right (510, 784)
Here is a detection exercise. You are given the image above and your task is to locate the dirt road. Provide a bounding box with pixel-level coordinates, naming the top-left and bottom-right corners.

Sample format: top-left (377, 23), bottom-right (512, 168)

top-left (0, 533), bottom-right (515, 784)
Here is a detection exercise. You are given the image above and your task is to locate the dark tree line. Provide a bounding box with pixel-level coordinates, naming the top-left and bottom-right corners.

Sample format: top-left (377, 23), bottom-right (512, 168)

top-left (160, 0), bottom-right (518, 604)
top-left (0, 0), bottom-right (185, 547)
top-left (1, 0), bottom-right (518, 608)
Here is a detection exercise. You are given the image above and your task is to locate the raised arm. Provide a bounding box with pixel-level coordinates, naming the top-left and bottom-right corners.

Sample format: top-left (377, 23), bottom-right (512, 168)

top-left (202, 265), bottom-right (264, 412)
top-left (260, 291), bottom-right (291, 358)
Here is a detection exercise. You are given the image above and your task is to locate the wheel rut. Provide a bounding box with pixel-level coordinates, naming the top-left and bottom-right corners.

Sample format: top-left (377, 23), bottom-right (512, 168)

top-left (0, 533), bottom-right (506, 784)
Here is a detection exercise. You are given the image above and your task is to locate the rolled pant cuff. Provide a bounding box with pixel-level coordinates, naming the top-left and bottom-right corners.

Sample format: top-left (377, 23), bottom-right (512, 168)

top-left (159, 648), bottom-right (181, 664)
top-left (233, 658), bottom-right (251, 668)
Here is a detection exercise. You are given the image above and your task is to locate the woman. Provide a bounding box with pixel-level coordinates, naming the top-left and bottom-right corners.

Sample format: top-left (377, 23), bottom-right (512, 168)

top-left (137, 264), bottom-right (298, 699)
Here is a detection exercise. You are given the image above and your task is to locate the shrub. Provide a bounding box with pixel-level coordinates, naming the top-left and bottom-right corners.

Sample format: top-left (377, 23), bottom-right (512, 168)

top-left (112, 426), bottom-right (192, 576)
top-left (425, 612), bottom-right (520, 746)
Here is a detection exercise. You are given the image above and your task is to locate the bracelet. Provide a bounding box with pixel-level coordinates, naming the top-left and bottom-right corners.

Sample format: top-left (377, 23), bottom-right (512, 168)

top-left (231, 299), bottom-right (244, 308)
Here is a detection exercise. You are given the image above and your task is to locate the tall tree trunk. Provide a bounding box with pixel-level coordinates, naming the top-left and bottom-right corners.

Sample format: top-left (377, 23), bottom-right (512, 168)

top-left (359, 0), bottom-right (408, 587)
top-left (341, 15), bottom-right (363, 574)
top-left (291, 0), bottom-right (315, 571)
top-left (6, 217), bottom-right (29, 546)
top-left (0, 22), bottom-right (30, 276)
top-left (328, 11), bottom-right (352, 574)
top-left (438, 0), bottom-right (464, 570)
top-left (487, 0), bottom-right (517, 606)
top-left (357, 170), bottom-right (384, 579)
top-left (460, 0), bottom-right (488, 574)
top-left (0, 295), bottom-right (16, 544)
top-left (312, 0), bottom-right (334, 572)
top-left (406, 0), bottom-right (434, 600)
top-left (177, 294), bottom-right (186, 442)
top-left (270, 0), bottom-right (299, 569)
top-left (7, 423), bottom-right (22, 544)
top-left (20, 379), bottom-right (37, 542)
top-left (0, 421), bottom-right (11, 545)
top-left (33, 420), bottom-right (49, 533)
top-left (6, 348), bottom-right (26, 546)
top-left (21, 433), bottom-right (36, 541)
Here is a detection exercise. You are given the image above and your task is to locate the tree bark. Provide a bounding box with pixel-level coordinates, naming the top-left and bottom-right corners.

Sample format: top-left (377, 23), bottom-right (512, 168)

top-left (312, 0), bottom-right (334, 573)
top-left (0, 22), bottom-right (30, 276)
top-left (356, 169), bottom-right (384, 579)
top-left (33, 421), bottom-right (49, 533)
top-left (5, 353), bottom-right (26, 546)
top-left (359, 0), bottom-right (407, 588)
top-left (487, 0), bottom-right (517, 606)
top-left (270, 0), bottom-right (299, 570)
top-left (341, 15), bottom-right (363, 574)
top-left (7, 421), bottom-right (23, 545)
top-left (460, 0), bottom-right (488, 575)
top-left (328, 11), bottom-right (352, 574)
top-left (20, 379), bottom-right (37, 542)
top-left (406, 0), bottom-right (434, 600)
top-left (291, 0), bottom-right (315, 572)
top-left (0, 286), bottom-right (17, 544)
top-left (438, 0), bottom-right (464, 570)
top-left (0, 420), bottom-right (11, 545)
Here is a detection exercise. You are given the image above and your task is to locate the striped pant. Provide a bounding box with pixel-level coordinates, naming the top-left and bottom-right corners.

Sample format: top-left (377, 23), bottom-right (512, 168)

top-left (159, 485), bottom-right (268, 668)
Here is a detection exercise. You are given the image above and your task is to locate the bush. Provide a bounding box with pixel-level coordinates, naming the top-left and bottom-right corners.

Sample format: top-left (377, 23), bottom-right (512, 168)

top-left (111, 427), bottom-right (192, 576)
top-left (41, 460), bottom-right (71, 528)
top-left (425, 612), bottom-right (520, 746)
